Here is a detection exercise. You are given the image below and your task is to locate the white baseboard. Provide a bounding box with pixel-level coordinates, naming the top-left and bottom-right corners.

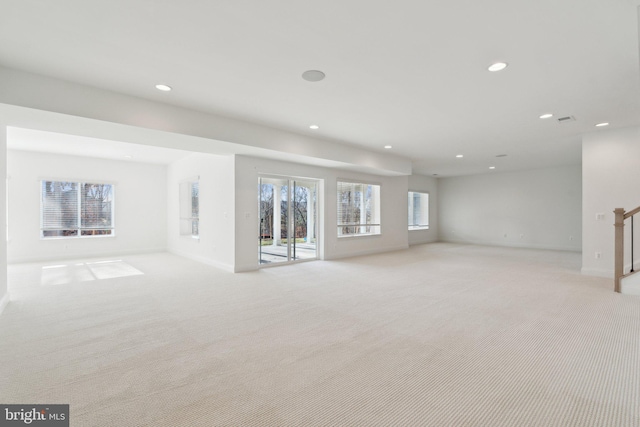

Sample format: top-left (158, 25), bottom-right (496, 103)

top-left (168, 249), bottom-right (235, 273)
top-left (234, 264), bottom-right (259, 273)
top-left (8, 247), bottom-right (168, 264)
top-left (581, 268), bottom-right (613, 278)
top-left (409, 239), bottom-right (438, 246)
top-left (325, 244), bottom-right (409, 261)
top-left (0, 292), bottom-right (9, 316)
top-left (439, 238), bottom-right (581, 253)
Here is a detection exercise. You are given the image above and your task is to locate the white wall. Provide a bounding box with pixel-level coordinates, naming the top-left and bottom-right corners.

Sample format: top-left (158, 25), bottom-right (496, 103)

top-left (7, 150), bottom-right (167, 262)
top-left (167, 153), bottom-right (235, 272)
top-left (582, 126), bottom-right (640, 277)
top-left (408, 174), bottom-right (439, 246)
top-left (0, 66), bottom-right (411, 176)
top-left (0, 124), bottom-right (8, 314)
top-left (234, 156), bottom-right (409, 272)
top-left (438, 165), bottom-right (582, 251)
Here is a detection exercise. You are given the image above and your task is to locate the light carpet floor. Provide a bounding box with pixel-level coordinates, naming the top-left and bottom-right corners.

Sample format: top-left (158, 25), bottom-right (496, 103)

top-left (1, 243), bottom-right (639, 426)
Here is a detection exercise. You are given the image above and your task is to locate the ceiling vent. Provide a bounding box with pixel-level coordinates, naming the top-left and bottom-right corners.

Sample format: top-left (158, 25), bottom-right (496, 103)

top-left (557, 115), bottom-right (576, 124)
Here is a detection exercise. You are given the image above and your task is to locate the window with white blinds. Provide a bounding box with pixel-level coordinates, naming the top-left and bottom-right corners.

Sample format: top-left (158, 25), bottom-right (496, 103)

top-left (337, 181), bottom-right (381, 237)
top-left (41, 181), bottom-right (114, 238)
top-left (408, 191), bottom-right (429, 230)
top-left (179, 180), bottom-right (199, 238)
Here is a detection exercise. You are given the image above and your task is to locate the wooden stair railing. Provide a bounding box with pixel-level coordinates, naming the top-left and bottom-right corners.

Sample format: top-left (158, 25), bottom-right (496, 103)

top-left (614, 205), bottom-right (640, 292)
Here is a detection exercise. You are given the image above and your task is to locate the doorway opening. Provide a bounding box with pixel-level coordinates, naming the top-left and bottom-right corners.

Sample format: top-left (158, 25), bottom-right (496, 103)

top-left (258, 176), bottom-right (318, 266)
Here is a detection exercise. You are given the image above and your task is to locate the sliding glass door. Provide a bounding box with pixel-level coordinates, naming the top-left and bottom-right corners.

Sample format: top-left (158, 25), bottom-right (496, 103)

top-left (258, 176), bottom-right (318, 265)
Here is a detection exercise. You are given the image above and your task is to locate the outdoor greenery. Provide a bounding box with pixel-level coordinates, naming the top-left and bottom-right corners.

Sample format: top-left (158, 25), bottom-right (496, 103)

top-left (41, 181), bottom-right (113, 238)
top-left (259, 183), bottom-right (314, 241)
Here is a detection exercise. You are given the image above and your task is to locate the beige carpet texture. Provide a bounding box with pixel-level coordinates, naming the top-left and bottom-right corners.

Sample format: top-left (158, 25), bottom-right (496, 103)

top-left (1, 243), bottom-right (639, 426)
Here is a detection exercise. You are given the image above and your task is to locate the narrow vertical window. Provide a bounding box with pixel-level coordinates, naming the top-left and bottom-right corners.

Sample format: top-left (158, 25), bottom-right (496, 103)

top-left (408, 191), bottom-right (429, 230)
top-left (6, 178), bottom-right (9, 242)
top-left (191, 181), bottom-right (199, 237)
top-left (180, 179), bottom-right (199, 238)
top-left (337, 181), bottom-right (381, 237)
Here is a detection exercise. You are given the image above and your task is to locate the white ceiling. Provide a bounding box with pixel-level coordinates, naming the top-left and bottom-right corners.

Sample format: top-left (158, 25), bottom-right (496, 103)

top-left (1, 0), bottom-right (639, 176)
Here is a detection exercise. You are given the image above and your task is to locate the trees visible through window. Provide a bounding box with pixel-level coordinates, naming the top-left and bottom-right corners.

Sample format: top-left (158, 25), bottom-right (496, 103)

top-left (408, 191), bottom-right (429, 230)
top-left (258, 179), bottom-right (316, 244)
top-left (179, 180), bottom-right (199, 238)
top-left (337, 181), bottom-right (381, 237)
top-left (41, 181), bottom-right (114, 238)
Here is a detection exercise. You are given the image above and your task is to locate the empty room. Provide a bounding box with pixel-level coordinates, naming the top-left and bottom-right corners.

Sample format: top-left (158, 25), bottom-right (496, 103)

top-left (1, 1), bottom-right (640, 426)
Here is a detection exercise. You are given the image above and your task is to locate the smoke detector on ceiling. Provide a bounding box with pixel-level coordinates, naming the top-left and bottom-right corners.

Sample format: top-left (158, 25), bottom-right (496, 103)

top-left (302, 70), bottom-right (326, 82)
top-left (556, 115), bottom-right (576, 124)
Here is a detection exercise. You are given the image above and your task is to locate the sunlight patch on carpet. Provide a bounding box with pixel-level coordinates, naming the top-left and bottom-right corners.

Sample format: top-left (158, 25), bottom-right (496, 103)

top-left (41, 260), bottom-right (143, 285)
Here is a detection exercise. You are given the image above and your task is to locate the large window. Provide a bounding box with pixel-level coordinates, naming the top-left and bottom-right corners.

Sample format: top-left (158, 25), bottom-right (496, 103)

top-left (179, 180), bottom-right (199, 238)
top-left (337, 181), bottom-right (381, 237)
top-left (41, 181), bottom-right (114, 238)
top-left (408, 191), bottom-right (429, 230)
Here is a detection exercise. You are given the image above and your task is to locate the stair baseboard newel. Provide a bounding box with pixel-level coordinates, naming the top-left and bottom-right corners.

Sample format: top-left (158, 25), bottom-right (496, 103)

top-left (614, 205), bottom-right (640, 293)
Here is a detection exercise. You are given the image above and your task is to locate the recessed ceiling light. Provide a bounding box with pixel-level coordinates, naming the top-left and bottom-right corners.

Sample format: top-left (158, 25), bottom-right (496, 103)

top-left (488, 62), bottom-right (508, 72)
top-left (384, 145), bottom-right (392, 149)
top-left (489, 166), bottom-right (496, 170)
top-left (595, 122), bottom-right (609, 127)
top-left (309, 125), bottom-right (319, 130)
top-left (155, 84), bottom-right (172, 91)
top-left (302, 70), bottom-right (326, 82)
top-left (456, 154), bottom-right (464, 158)
top-left (539, 113), bottom-right (553, 119)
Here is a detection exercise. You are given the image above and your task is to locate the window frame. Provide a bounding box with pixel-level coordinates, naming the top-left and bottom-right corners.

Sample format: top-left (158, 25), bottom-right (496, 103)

top-left (336, 180), bottom-right (381, 238)
top-left (40, 180), bottom-right (115, 239)
top-left (179, 178), bottom-right (200, 239)
top-left (408, 190), bottom-right (429, 230)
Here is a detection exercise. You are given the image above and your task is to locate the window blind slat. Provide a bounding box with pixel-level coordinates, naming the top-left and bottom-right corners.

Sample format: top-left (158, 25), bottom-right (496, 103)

top-left (41, 180), bottom-right (114, 238)
top-left (41, 181), bottom-right (78, 230)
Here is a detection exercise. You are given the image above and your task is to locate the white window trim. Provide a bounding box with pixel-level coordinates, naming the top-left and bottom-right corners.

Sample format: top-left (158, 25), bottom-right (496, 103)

top-left (408, 190), bottom-right (429, 231)
top-left (179, 177), bottom-right (200, 240)
top-left (40, 180), bottom-right (116, 239)
top-left (337, 179), bottom-right (381, 238)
